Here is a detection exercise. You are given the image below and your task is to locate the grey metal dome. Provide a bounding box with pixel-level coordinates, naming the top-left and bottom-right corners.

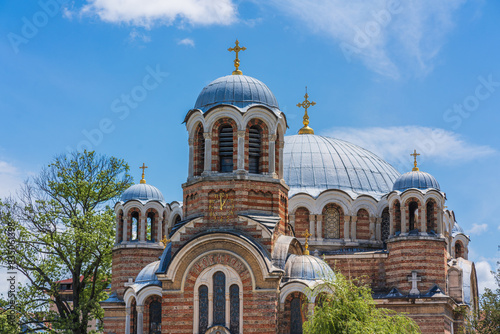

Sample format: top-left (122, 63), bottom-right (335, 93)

top-left (284, 254), bottom-right (335, 281)
top-left (129, 261), bottom-right (161, 293)
top-left (283, 134), bottom-right (401, 199)
top-left (120, 183), bottom-right (165, 203)
top-left (194, 75), bottom-right (279, 112)
top-left (392, 171), bottom-right (440, 192)
top-left (452, 222), bottom-right (465, 236)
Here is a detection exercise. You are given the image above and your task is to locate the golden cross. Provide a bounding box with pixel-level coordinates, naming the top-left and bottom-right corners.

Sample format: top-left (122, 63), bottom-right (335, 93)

top-left (160, 235), bottom-right (170, 249)
top-left (139, 163), bottom-right (148, 184)
top-left (410, 150), bottom-right (420, 171)
top-left (297, 87), bottom-right (316, 135)
top-left (228, 40), bottom-right (246, 75)
top-left (303, 229), bottom-right (312, 255)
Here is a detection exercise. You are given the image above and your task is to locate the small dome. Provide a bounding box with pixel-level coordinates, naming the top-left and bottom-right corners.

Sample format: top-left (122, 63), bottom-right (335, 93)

top-left (135, 261), bottom-right (160, 283)
top-left (452, 222), bottom-right (464, 236)
top-left (284, 135), bottom-right (400, 199)
top-left (120, 183), bottom-right (165, 203)
top-left (392, 170), bottom-right (440, 192)
top-left (194, 75), bottom-right (279, 112)
top-left (284, 254), bottom-right (335, 281)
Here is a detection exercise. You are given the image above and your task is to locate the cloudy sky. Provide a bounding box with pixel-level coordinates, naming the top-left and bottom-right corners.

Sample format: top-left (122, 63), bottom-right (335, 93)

top-left (1, 0), bottom-right (499, 294)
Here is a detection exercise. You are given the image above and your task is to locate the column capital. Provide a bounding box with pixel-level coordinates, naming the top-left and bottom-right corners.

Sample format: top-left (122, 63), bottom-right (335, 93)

top-left (237, 130), bottom-right (246, 138)
top-left (136, 305), bottom-right (144, 313)
top-left (376, 217), bottom-right (382, 223)
top-left (203, 132), bottom-right (212, 139)
top-left (309, 214), bottom-right (316, 221)
top-left (351, 216), bottom-right (358, 223)
top-left (188, 137), bottom-right (195, 145)
top-left (269, 133), bottom-right (277, 141)
top-left (343, 216), bottom-right (351, 223)
top-left (125, 306), bottom-right (131, 315)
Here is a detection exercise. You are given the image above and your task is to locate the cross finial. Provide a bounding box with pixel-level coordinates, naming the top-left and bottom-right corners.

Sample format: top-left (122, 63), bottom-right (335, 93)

top-left (228, 39), bottom-right (246, 75)
top-left (160, 235), bottom-right (170, 249)
top-left (297, 87), bottom-right (316, 135)
top-left (303, 229), bottom-right (312, 255)
top-left (410, 149), bottom-right (420, 171)
top-left (139, 163), bottom-right (148, 184)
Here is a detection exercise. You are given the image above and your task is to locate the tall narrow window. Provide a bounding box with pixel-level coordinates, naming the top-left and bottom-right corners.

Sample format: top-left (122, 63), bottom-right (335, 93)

top-left (324, 206), bottom-right (340, 239)
top-left (213, 271), bottom-right (226, 325)
top-left (131, 211), bottom-right (139, 241)
top-left (199, 285), bottom-right (209, 334)
top-left (290, 296), bottom-right (303, 334)
top-left (132, 303), bottom-right (137, 334)
top-left (455, 241), bottom-right (464, 258)
top-left (248, 126), bottom-right (261, 174)
top-left (381, 207), bottom-right (390, 243)
top-left (230, 284), bottom-right (239, 334)
top-left (394, 201), bottom-right (401, 234)
top-left (409, 202), bottom-right (418, 231)
top-left (146, 212), bottom-right (155, 241)
top-left (426, 201), bottom-right (435, 233)
top-left (219, 126), bottom-right (234, 172)
top-left (149, 300), bottom-right (161, 334)
top-left (194, 125), bottom-right (205, 176)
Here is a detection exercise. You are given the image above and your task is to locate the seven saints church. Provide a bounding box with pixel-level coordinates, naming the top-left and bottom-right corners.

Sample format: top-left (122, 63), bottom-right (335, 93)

top-left (101, 41), bottom-right (478, 334)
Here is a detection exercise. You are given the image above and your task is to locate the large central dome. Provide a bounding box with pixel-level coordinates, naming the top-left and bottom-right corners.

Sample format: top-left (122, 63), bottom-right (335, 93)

top-left (194, 75), bottom-right (279, 112)
top-left (283, 135), bottom-right (400, 199)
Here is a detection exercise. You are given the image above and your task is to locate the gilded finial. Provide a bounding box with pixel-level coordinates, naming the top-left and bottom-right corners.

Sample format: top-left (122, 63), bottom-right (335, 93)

top-left (160, 235), bottom-right (170, 249)
top-left (410, 150), bottom-right (420, 171)
top-left (303, 229), bottom-right (312, 255)
top-left (297, 87), bottom-right (316, 135)
top-left (139, 163), bottom-right (148, 184)
top-left (228, 39), bottom-right (246, 75)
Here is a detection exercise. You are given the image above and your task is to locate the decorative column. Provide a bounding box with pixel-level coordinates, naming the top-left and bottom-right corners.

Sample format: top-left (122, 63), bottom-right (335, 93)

top-left (136, 305), bottom-right (144, 334)
top-left (203, 132), bottom-right (212, 174)
top-left (369, 217), bottom-right (376, 240)
top-left (309, 214), bottom-right (316, 241)
top-left (420, 205), bottom-right (427, 234)
top-left (236, 130), bottom-right (246, 173)
top-left (437, 206), bottom-right (443, 236)
top-left (343, 216), bottom-right (350, 240)
top-left (350, 216), bottom-right (357, 240)
top-left (188, 137), bottom-right (194, 178)
top-left (316, 215), bottom-right (323, 241)
top-left (225, 291), bottom-right (230, 328)
top-left (375, 218), bottom-right (382, 241)
top-left (157, 213), bottom-right (163, 242)
top-left (123, 217), bottom-right (129, 242)
top-left (125, 307), bottom-right (131, 334)
top-left (269, 134), bottom-right (277, 177)
top-left (139, 213), bottom-right (146, 242)
top-left (208, 293), bottom-right (213, 326)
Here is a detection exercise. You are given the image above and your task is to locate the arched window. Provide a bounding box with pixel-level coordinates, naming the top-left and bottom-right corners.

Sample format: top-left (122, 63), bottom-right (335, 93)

top-left (426, 200), bottom-right (436, 233)
top-left (132, 301), bottom-right (137, 334)
top-left (194, 125), bottom-right (205, 176)
top-left (131, 211), bottom-right (139, 241)
top-left (324, 205), bottom-right (340, 239)
top-left (213, 271), bottom-right (226, 325)
top-left (230, 284), bottom-right (239, 333)
top-left (248, 125), bottom-right (261, 174)
top-left (199, 285), bottom-right (209, 334)
top-left (219, 125), bottom-right (234, 172)
top-left (290, 296), bottom-right (303, 334)
top-left (394, 201), bottom-right (401, 234)
top-left (409, 201), bottom-right (418, 231)
top-left (381, 207), bottom-right (390, 243)
top-left (455, 241), bottom-right (464, 258)
top-left (149, 300), bottom-right (161, 334)
top-left (146, 212), bottom-right (155, 241)
top-left (118, 211), bottom-right (124, 243)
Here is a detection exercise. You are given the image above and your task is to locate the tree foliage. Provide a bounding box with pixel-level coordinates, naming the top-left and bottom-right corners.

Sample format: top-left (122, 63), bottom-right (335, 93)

top-left (303, 272), bottom-right (421, 334)
top-left (468, 265), bottom-right (500, 334)
top-left (0, 151), bottom-right (132, 333)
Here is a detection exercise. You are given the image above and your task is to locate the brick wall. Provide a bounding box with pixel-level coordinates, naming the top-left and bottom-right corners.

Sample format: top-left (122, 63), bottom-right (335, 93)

top-left (294, 207), bottom-right (309, 238)
top-left (324, 255), bottom-right (387, 290)
top-left (356, 209), bottom-right (370, 240)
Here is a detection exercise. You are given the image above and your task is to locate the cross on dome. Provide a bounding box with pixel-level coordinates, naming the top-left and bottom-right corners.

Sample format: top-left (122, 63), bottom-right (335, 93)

top-left (139, 163), bottom-right (148, 184)
top-left (297, 87), bottom-right (316, 135)
top-left (228, 39), bottom-right (246, 75)
top-left (410, 149), bottom-right (420, 171)
top-left (303, 229), bottom-right (312, 255)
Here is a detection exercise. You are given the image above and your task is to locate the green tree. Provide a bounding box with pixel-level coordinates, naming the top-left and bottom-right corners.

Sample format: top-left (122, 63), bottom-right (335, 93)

top-left (0, 151), bottom-right (132, 333)
top-left (304, 272), bottom-right (421, 334)
top-left (468, 264), bottom-right (500, 333)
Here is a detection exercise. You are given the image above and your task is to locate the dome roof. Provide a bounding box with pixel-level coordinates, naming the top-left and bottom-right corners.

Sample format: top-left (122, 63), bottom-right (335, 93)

top-left (120, 183), bottom-right (165, 203)
top-left (283, 135), bottom-right (401, 199)
top-left (194, 75), bottom-right (279, 112)
top-left (392, 170), bottom-right (440, 192)
top-left (452, 222), bottom-right (465, 236)
top-left (135, 261), bottom-right (160, 283)
top-left (284, 254), bottom-right (335, 281)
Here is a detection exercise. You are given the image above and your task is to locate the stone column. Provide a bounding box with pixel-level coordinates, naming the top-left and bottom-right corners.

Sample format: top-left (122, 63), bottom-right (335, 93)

top-left (316, 215), bottom-right (323, 240)
top-left (437, 206), bottom-right (443, 236)
top-left (376, 217), bottom-right (382, 241)
top-left (344, 216), bottom-right (350, 240)
top-left (350, 216), bottom-right (357, 240)
top-left (136, 305), bottom-right (144, 334)
top-left (139, 213), bottom-right (146, 242)
top-left (369, 216), bottom-right (376, 240)
top-left (269, 134), bottom-right (277, 177)
top-left (225, 291), bottom-right (230, 328)
top-left (237, 130), bottom-right (246, 173)
top-left (203, 132), bottom-right (212, 174)
top-left (157, 213), bottom-right (163, 242)
top-left (389, 208), bottom-right (394, 237)
top-left (188, 137), bottom-right (194, 178)
top-left (309, 214), bottom-right (316, 240)
top-left (208, 293), bottom-right (213, 326)
top-left (279, 141), bottom-right (284, 179)
top-left (289, 214), bottom-right (295, 231)
top-left (123, 217), bottom-right (129, 242)
top-left (420, 206), bottom-right (427, 234)
top-left (125, 307), bottom-right (131, 334)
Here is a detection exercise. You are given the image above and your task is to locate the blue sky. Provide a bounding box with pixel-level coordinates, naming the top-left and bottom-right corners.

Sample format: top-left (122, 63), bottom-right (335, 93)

top-left (0, 0), bottom-right (499, 293)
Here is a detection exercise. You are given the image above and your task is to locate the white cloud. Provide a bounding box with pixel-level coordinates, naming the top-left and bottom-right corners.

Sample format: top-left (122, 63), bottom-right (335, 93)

top-left (178, 38), bottom-right (195, 47)
top-left (467, 223), bottom-right (488, 235)
top-left (81, 0), bottom-right (238, 28)
top-left (475, 260), bottom-right (498, 294)
top-left (270, 0), bottom-right (467, 79)
top-left (326, 126), bottom-right (495, 172)
top-left (0, 160), bottom-right (24, 198)
top-left (128, 29), bottom-right (151, 43)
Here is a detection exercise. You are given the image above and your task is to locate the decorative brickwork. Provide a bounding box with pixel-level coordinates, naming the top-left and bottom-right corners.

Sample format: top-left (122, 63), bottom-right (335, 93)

top-left (356, 209), bottom-right (370, 240)
top-left (294, 207), bottom-right (309, 238)
top-left (426, 199), bottom-right (437, 233)
top-left (392, 201), bottom-right (401, 234)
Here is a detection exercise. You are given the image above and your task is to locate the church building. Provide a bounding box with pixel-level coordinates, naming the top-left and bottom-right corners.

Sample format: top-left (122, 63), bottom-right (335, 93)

top-left (101, 41), bottom-right (478, 334)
